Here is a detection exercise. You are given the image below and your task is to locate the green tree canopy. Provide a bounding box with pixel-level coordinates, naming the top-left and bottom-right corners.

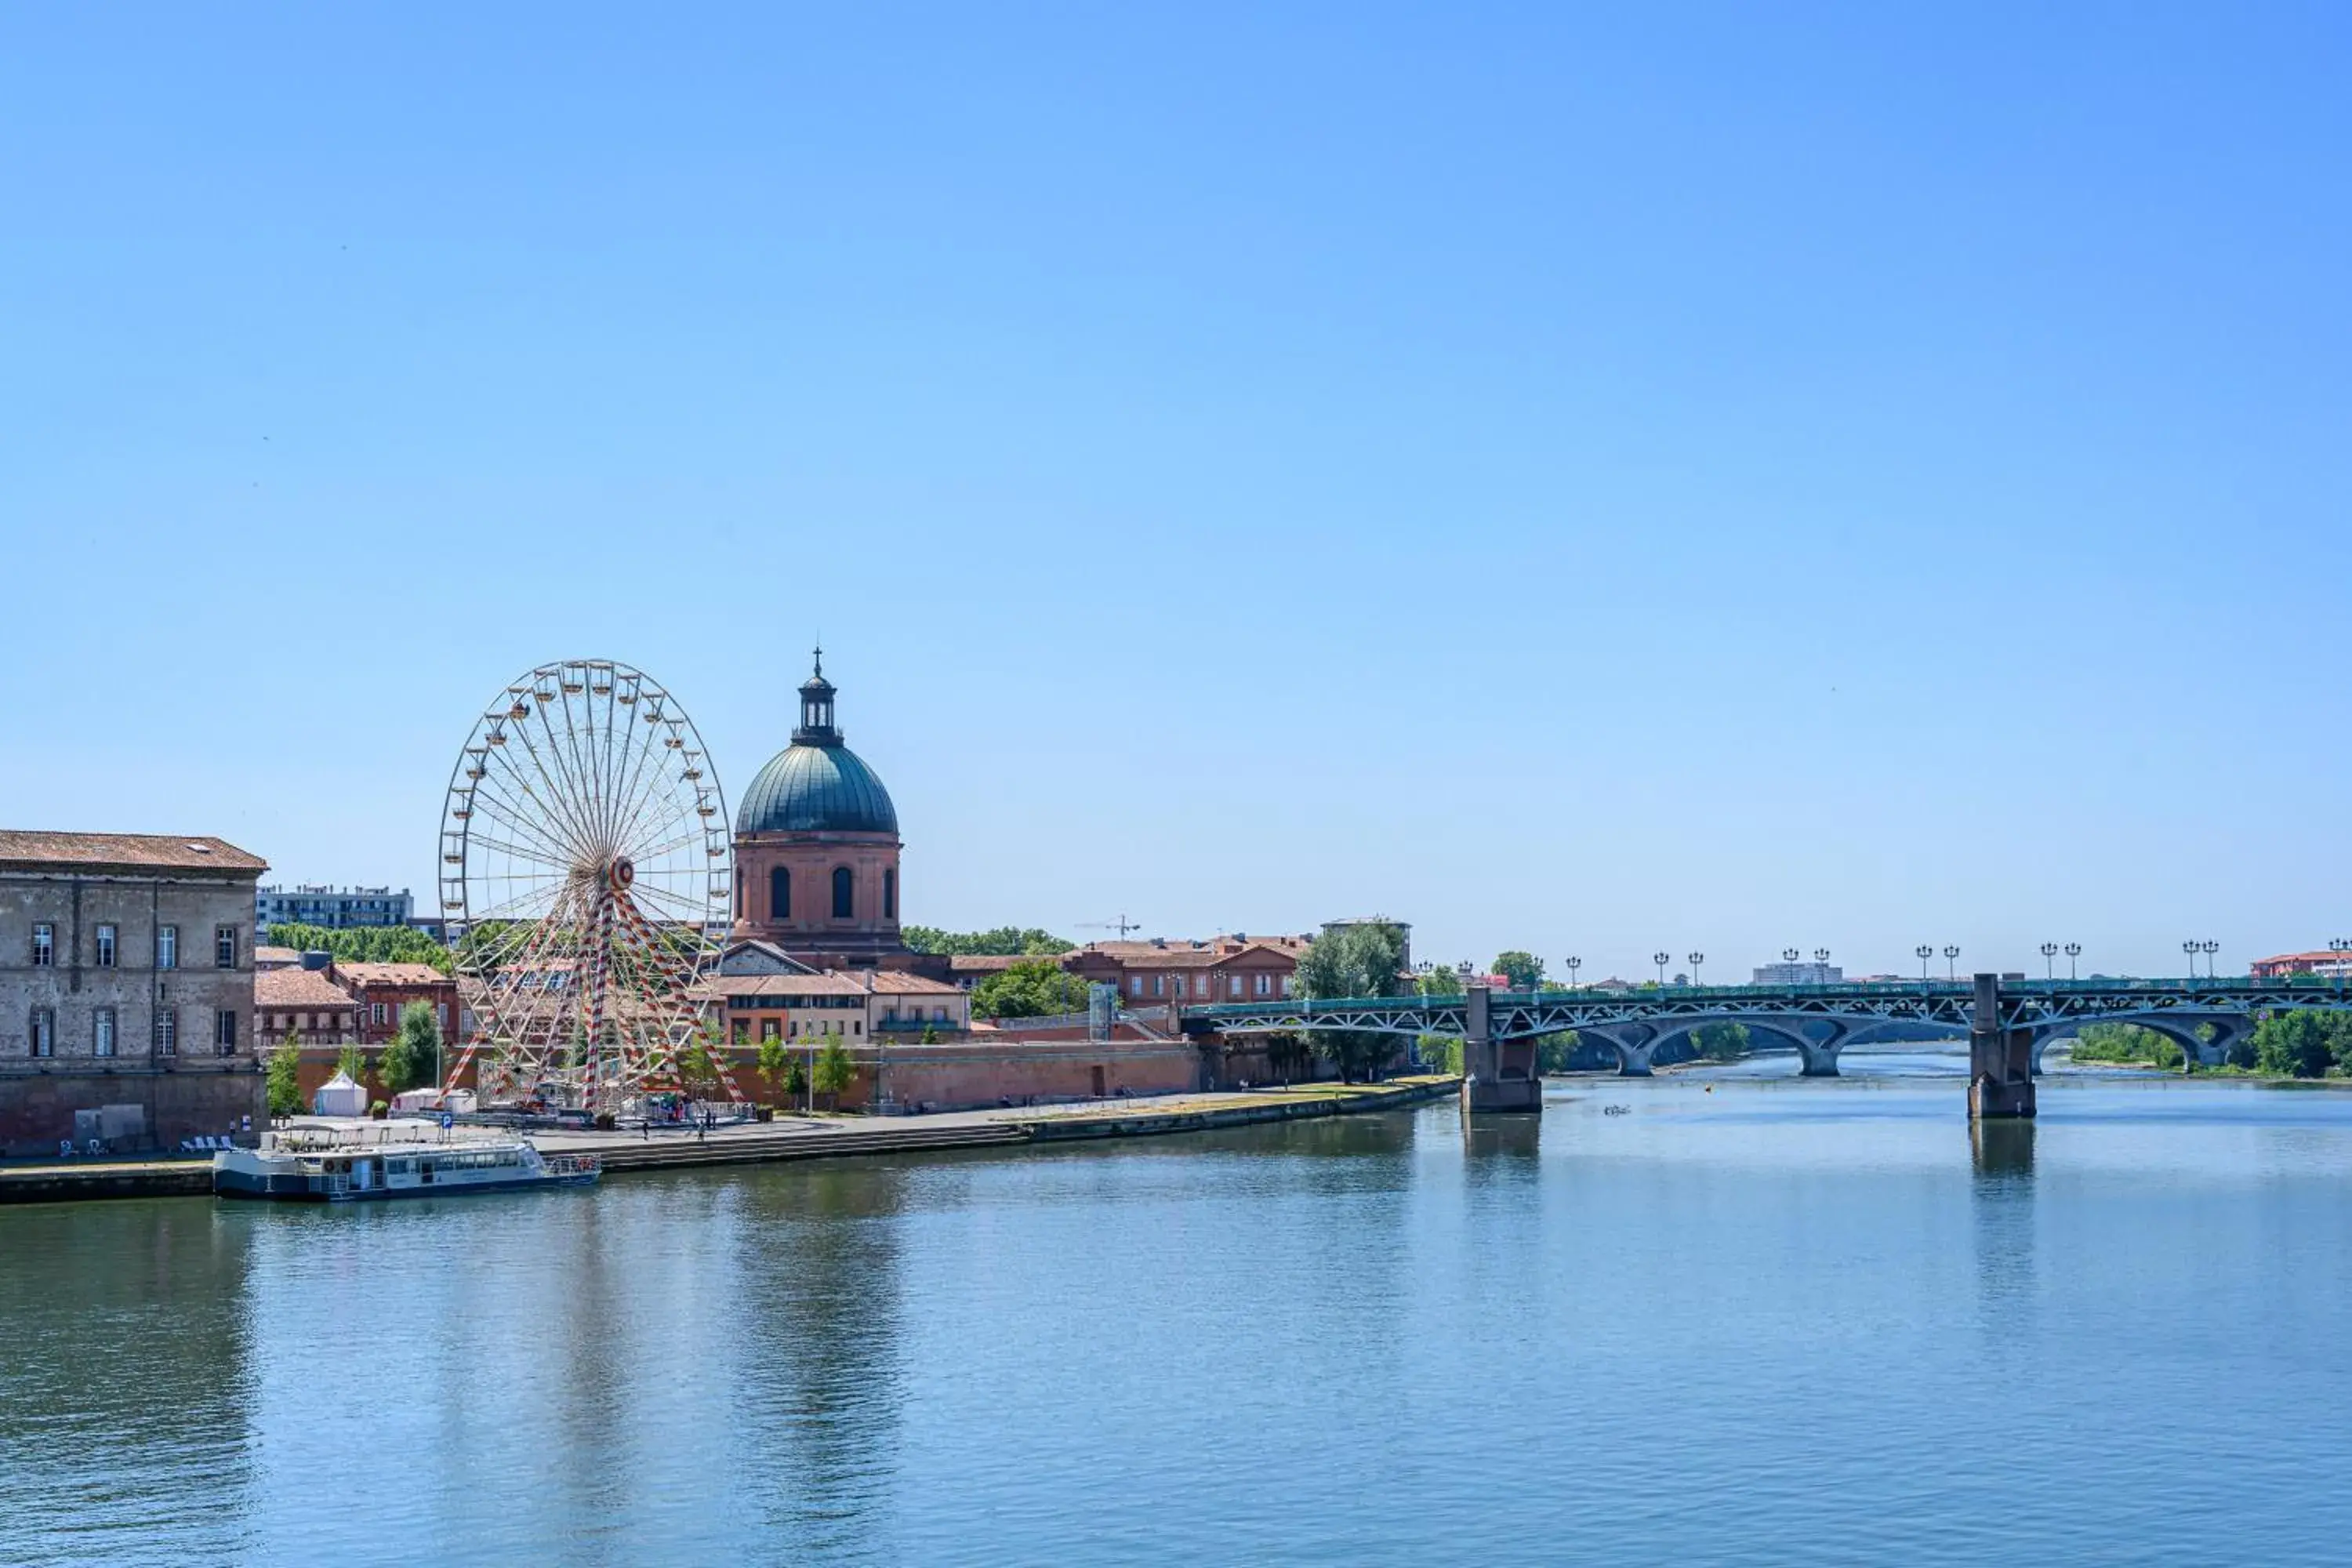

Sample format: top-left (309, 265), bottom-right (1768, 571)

top-left (377, 1001), bottom-right (442, 1094)
top-left (902, 926), bottom-right (1073, 956)
top-left (1493, 951), bottom-right (1544, 989)
top-left (266, 1029), bottom-right (304, 1120)
top-left (267, 922), bottom-right (453, 972)
top-left (813, 1040), bottom-right (856, 1105)
top-left (2252, 1011), bottom-right (2352, 1078)
top-left (1417, 966), bottom-right (1464, 997)
top-left (1293, 921), bottom-right (1411, 1080)
top-left (972, 960), bottom-right (1090, 1019)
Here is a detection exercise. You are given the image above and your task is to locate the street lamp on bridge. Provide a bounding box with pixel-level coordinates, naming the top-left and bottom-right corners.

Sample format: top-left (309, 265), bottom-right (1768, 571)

top-left (2041, 942), bottom-right (2059, 980)
top-left (1689, 952), bottom-right (1705, 986)
top-left (1783, 948), bottom-right (1800, 965)
top-left (2331, 938), bottom-right (2350, 995)
top-left (1915, 945), bottom-right (1933, 985)
top-left (1943, 945), bottom-right (1961, 982)
top-left (2201, 940), bottom-right (2220, 980)
top-left (1564, 955), bottom-right (1581, 991)
top-left (2183, 939), bottom-right (2200, 980)
top-left (1653, 951), bottom-right (1671, 987)
top-left (1814, 948), bottom-right (1830, 967)
top-left (2065, 942), bottom-right (2082, 980)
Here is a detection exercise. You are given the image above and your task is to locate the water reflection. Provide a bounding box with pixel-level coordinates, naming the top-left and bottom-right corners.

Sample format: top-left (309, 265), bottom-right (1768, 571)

top-left (0, 1203), bottom-right (258, 1566)
top-left (1969, 1119), bottom-right (2038, 1335)
top-left (735, 1162), bottom-right (909, 1557)
top-left (1460, 1112), bottom-right (1542, 1165)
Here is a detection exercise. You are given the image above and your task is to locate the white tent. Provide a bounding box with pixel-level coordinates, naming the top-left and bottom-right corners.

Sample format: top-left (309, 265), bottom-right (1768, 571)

top-left (312, 1071), bottom-right (368, 1118)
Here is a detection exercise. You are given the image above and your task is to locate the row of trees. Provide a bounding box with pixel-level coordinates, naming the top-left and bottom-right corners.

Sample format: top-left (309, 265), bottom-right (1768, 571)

top-left (902, 926), bottom-right (1072, 957)
top-left (265, 922), bottom-right (454, 971)
top-left (265, 1001), bottom-right (446, 1117)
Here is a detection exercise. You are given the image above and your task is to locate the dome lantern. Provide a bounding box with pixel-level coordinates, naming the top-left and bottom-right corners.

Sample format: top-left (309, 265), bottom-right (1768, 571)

top-left (793, 645), bottom-right (839, 745)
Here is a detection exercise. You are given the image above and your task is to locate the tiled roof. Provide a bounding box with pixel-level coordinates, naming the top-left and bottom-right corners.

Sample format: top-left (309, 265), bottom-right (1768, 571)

top-left (864, 971), bottom-right (965, 995)
top-left (336, 962), bottom-right (448, 986)
top-left (254, 946), bottom-right (302, 967)
top-left (256, 967), bottom-right (358, 1007)
top-left (0, 831), bottom-right (267, 874)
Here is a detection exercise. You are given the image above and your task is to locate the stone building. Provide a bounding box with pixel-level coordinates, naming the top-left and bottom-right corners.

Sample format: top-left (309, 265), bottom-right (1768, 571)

top-left (713, 968), bottom-right (971, 1047)
top-left (731, 652), bottom-right (947, 977)
top-left (0, 831), bottom-right (267, 1156)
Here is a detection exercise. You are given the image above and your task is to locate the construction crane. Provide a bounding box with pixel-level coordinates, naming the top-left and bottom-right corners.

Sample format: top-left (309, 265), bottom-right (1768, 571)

top-left (1079, 914), bottom-right (1142, 938)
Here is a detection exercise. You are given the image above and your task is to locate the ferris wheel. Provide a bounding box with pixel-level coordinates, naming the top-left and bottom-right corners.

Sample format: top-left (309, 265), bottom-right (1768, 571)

top-left (436, 659), bottom-right (735, 1111)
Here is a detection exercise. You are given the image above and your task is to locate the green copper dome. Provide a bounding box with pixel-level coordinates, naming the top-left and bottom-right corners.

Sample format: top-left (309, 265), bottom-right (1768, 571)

top-left (736, 743), bottom-right (898, 835)
top-left (735, 651), bottom-right (900, 836)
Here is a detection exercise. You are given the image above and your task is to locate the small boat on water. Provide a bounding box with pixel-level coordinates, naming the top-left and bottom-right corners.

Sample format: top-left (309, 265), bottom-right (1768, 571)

top-left (214, 1134), bottom-right (600, 1202)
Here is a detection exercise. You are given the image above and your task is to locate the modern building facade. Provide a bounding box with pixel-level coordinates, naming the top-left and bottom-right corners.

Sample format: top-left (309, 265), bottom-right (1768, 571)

top-left (1751, 960), bottom-right (1844, 985)
top-left (255, 884), bottom-right (413, 931)
top-left (0, 831), bottom-right (267, 1156)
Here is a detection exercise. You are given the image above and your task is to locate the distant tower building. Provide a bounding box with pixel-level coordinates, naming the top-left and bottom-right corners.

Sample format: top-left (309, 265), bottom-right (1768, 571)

top-left (731, 652), bottom-right (924, 971)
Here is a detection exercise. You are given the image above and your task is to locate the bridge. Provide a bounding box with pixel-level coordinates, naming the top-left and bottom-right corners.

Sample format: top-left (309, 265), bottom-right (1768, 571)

top-left (1182, 975), bottom-right (2352, 1118)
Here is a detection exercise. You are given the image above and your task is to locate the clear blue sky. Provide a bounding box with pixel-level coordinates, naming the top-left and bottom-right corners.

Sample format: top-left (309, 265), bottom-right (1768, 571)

top-left (3, 3), bottom-right (2347, 980)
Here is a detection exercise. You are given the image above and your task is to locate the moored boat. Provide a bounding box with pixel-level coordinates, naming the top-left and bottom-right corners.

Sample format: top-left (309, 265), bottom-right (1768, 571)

top-left (214, 1134), bottom-right (599, 1202)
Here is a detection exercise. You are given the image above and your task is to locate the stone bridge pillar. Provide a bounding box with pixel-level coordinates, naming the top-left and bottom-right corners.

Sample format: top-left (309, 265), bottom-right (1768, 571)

top-left (1461, 984), bottom-right (1541, 1114)
top-left (1969, 973), bottom-right (2035, 1120)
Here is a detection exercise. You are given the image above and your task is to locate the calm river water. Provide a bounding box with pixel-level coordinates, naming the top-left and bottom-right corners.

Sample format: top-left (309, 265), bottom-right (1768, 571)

top-left (6, 1053), bottom-right (2352, 1566)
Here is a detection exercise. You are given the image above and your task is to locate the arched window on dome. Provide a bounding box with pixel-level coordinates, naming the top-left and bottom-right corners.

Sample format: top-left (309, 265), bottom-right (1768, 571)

top-left (770, 866), bottom-right (790, 921)
top-left (883, 869), bottom-right (896, 921)
top-left (832, 866), bottom-right (854, 920)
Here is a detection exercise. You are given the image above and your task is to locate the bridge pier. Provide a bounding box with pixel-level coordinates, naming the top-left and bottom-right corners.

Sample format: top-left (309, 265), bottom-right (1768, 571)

top-left (1969, 973), bottom-right (2035, 1120)
top-left (1461, 984), bottom-right (1541, 1113)
top-left (1581, 1023), bottom-right (1660, 1076)
top-left (1784, 1020), bottom-right (1861, 1077)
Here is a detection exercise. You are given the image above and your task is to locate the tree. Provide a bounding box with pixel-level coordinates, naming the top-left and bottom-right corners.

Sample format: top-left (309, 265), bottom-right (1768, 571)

top-left (757, 1033), bottom-right (791, 1102)
top-left (1693, 1022), bottom-right (1749, 1062)
top-left (1293, 921), bottom-right (1410, 1081)
top-left (1535, 1031), bottom-right (1583, 1073)
top-left (786, 1056), bottom-right (809, 1101)
top-left (902, 926), bottom-right (1073, 956)
top-left (814, 1040), bottom-right (855, 1109)
top-left (1416, 967), bottom-right (1464, 997)
top-left (677, 1027), bottom-right (722, 1098)
top-left (972, 959), bottom-right (1089, 1019)
top-left (266, 1029), bottom-right (304, 1119)
top-left (336, 1040), bottom-right (366, 1084)
top-left (267, 921), bottom-right (454, 973)
top-left (919, 1022), bottom-right (940, 1044)
top-left (1493, 951), bottom-right (1544, 989)
top-left (378, 1001), bottom-right (441, 1094)
top-left (2254, 1011), bottom-right (2346, 1079)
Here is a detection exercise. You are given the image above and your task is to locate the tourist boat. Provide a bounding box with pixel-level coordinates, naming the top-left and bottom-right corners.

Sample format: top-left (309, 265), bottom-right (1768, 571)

top-left (212, 1135), bottom-right (600, 1202)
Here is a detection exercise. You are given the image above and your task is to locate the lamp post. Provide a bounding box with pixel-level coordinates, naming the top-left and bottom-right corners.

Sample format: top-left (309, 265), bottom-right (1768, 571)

top-left (2041, 942), bottom-right (2058, 980)
top-left (1564, 956), bottom-right (1582, 991)
top-left (1916, 945), bottom-right (1933, 985)
top-left (1943, 945), bottom-right (1960, 982)
top-left (2065, 942), bottom-right (2082, 981)
top-left (1689, 952), bottom-right (1705, 987)
top-left (2201, 940), bottom-right (2220, 981)
top-left (1783, 947), bottom-right (1800, 967)
top-left (2330, 938), bottom-right (2350, 996)
top-left (1653, 951), bottom-right (1670, 987)
top-left (2183, 939), bottom-right (2199, 982)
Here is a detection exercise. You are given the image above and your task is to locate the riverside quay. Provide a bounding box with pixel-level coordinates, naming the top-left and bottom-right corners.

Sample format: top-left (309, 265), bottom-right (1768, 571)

top-left (0, 832), bottom-right (267, 1156)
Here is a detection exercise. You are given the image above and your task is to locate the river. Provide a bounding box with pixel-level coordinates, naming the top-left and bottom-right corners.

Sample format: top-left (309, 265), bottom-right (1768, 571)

top-left (5, 1052), bottom-right (2351, 1565)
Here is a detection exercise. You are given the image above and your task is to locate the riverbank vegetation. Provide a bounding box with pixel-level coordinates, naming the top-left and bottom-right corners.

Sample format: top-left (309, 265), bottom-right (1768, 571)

top-left (1295, 921), bottom-right (1411, 1080)
top-left (2066, 1014), bottom-right (2352, 1078)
